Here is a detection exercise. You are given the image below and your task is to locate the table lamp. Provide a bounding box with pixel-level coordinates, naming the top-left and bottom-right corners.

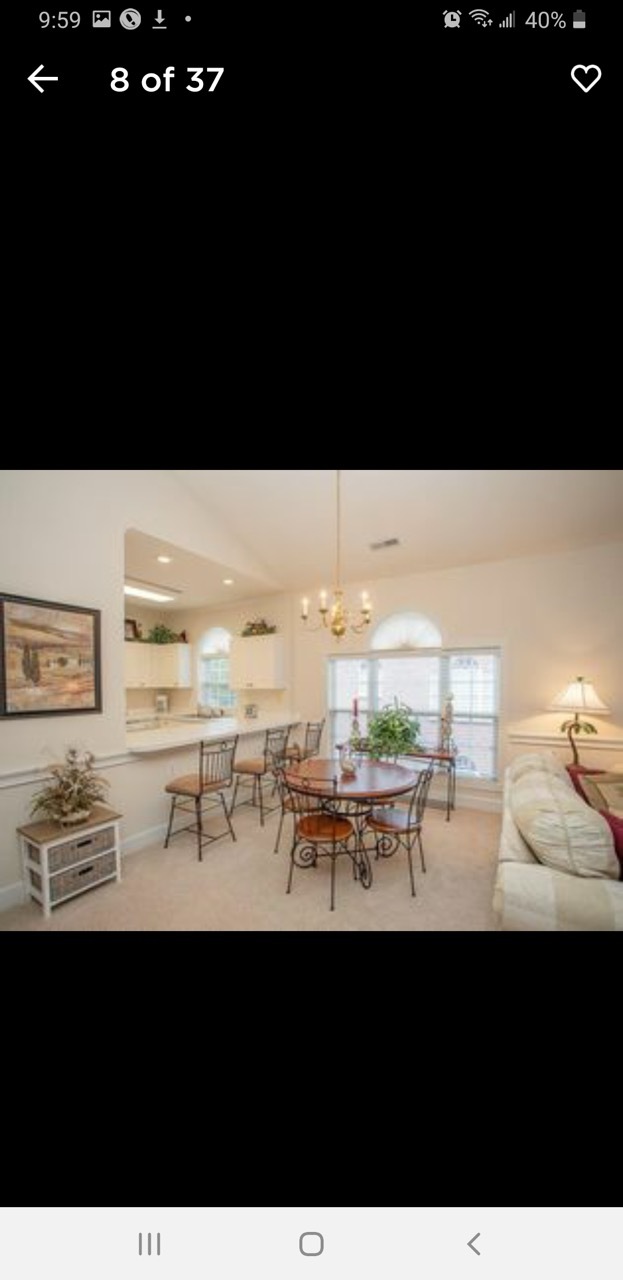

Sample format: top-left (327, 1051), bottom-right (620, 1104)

top-left (549, 676), bottom-right (610, 764)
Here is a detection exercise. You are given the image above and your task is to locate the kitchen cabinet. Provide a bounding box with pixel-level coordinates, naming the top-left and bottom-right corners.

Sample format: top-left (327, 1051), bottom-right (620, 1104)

top-left (230, 635), bottom-right (286, 690)
top-left (124, 643), bottom-right (192, 690)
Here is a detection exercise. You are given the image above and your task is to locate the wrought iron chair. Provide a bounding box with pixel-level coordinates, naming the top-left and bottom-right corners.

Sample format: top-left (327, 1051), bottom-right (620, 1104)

top-left (365, 764), bottom-right (434, 897)
top-left (285, 719), bottom-right (326, 764)
top-left (284, 776), bottom-right (357, 912)
top-left (272, 764), bottom-right (321, 855)
top-left (232, 726), bottom-right (290, 826)
top-left (165, 737), bottom-right (238, 861)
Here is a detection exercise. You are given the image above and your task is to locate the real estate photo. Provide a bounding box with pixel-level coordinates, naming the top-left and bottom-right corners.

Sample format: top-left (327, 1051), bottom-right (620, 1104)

top-left (0, 469), bottom-right (621, 932)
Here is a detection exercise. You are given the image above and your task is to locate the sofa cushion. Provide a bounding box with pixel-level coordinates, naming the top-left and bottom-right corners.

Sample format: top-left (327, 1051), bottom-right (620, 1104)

top-left (597, 811), bottom-right (623, 878)
top-left (508, 752), bottom-right (570, 786)
top-left (510, 769), bottom-right (620, 881)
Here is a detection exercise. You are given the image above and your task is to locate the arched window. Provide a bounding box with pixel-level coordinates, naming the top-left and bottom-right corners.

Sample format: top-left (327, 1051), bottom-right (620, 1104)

top-left (371, 612), bottom-right (443, 652)
top-left (199, 628), bottom-right (236, 710)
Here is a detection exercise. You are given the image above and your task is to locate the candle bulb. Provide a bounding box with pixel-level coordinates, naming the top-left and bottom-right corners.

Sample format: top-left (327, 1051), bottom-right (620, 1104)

top-left (320, 590), bottom-right (328, 611)
top-left (302, 597), bottom-right (309, 620)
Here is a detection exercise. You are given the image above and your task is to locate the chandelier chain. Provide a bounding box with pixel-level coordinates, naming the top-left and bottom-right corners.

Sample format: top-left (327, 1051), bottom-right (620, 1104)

top-left (301, 470), bottom-right (372, 640)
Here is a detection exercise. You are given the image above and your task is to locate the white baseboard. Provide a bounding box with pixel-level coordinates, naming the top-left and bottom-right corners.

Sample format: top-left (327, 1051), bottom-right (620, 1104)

top-left (0, 881), bottom-right (27, 912)
top-left (122, 824), bottom-right (168, 856)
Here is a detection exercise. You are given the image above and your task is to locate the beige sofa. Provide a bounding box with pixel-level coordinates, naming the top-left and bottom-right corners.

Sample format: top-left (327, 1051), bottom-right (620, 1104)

top-left (494, 752), bottom-right (623, 931)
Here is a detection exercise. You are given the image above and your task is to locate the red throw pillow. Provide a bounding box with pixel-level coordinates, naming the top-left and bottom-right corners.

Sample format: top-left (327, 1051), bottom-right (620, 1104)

top-left (599, 810), bottom-right (623, 879)
top-left (566, 763), bottom-right (601, 798)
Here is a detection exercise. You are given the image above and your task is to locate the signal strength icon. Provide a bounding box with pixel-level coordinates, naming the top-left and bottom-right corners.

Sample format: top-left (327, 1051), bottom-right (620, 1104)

top-left (499, 10), bottom-right (515, 25)
top-left (469, 8), bottom-right (492, 24)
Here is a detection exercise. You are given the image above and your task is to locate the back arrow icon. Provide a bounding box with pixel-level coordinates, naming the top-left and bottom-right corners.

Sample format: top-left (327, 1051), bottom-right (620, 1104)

top-left (28, 64), bottom-right (59, 93)
top-left (468, 1234), bottom-right (481, 1256)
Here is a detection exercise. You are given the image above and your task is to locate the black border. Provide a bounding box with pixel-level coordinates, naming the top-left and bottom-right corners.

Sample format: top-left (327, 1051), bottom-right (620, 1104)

top-left (0, 592), bottom-right (102, 718)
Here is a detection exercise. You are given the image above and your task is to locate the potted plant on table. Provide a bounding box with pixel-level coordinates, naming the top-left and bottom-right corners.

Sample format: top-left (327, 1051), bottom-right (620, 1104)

top-left (366, 701), bottom-right (421, 761)
top-left (31, 748), bottom-right (110, 826)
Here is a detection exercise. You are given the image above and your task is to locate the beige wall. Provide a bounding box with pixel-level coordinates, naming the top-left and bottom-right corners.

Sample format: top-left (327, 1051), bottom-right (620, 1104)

top-left (0, 469), bottom-right (275, 901)
top-left (1, 467), bottom-right (621, 906)
top-left (291, 540), bottom-right (623, 766)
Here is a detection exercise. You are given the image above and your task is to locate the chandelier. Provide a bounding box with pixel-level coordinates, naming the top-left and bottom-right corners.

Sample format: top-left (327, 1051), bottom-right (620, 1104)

top-left (301, 469), bottom-right (372, 640)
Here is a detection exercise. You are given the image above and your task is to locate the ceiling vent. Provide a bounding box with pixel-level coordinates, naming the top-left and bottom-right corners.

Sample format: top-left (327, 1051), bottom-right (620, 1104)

top-left (370, 538), bottom-right (401, 552)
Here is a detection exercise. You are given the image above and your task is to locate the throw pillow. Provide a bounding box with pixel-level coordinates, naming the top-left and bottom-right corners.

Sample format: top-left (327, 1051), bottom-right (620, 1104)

top-left (577, 772), bottom-right (623, 816)
top-left (566, 763), bottom-right (601, 798)
top-left (599, 811), bottom-right (623, 879)
top-left (511, 770), bottom-right (620, 881)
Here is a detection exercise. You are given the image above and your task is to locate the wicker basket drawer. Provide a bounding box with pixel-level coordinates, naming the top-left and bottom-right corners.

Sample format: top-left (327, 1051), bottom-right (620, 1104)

top-left (29, 851), bottom-right (117, 903)
top-left (26, 826), bottom-right (115, 873)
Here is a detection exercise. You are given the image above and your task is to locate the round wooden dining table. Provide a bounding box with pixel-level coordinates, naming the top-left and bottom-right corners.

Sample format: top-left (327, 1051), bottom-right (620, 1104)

top-left (284, 758), bottom-right (418, 890)
top-left (285, 757), bottom-right (418, 804)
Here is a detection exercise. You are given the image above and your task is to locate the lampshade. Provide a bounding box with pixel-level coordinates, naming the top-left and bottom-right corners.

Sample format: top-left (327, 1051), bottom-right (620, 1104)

top-left (549, 677), bottom-right (610, 716)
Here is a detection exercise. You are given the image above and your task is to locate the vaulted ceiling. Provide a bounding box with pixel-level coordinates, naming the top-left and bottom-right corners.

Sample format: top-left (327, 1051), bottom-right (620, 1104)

top-left (172, 470), bottom-right (623, 590)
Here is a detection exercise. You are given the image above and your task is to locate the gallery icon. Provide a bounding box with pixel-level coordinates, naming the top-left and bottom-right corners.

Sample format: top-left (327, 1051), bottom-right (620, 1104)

top-left (120, 7), bottom-right (142, 27)
top-left (92, 9), bottom-right (112, 25)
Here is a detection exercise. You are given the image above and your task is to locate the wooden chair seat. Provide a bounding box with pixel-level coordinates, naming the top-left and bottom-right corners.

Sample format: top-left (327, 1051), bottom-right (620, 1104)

top-left (297, 814), bottom-right (354, 843)
top-left (368, 807), bottom-right (419, 835)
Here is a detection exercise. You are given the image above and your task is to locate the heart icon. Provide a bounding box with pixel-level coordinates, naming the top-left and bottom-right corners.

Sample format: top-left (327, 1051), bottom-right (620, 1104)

top-left (571, 64), bottom-right (602, 93)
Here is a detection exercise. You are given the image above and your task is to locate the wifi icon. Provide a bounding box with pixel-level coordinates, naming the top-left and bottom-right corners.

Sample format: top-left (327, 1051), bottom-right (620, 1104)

top-left (469, 8), bottom-right (492, 23)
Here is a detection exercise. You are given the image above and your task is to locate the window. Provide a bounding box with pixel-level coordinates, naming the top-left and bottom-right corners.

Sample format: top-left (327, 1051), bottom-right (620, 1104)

top-left (371, 612), bottom-right (443, 651)
top-left (199, 628), bottom-right (236, 710)
top-left (328, 648), bottom-right (501, 781)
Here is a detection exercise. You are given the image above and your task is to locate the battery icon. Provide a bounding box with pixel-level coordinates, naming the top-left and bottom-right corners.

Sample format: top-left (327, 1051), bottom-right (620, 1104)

top-left (573, 10), bottom-right (586, 26)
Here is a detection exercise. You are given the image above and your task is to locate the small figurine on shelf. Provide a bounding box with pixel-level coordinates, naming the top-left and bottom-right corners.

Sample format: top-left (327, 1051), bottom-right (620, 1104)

top-left (440, 693), bottom-right (456, 755)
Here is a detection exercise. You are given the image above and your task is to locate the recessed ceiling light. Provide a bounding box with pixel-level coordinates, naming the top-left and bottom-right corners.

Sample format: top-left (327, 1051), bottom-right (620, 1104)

top-left (157, 555), bottom-right (173, 564)
top-left (223, 579), bottom-right (235, 586)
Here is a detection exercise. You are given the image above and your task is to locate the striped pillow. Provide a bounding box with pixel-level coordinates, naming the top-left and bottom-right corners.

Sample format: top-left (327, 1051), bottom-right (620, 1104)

top-left (511, 770), bottom-right (619, 881)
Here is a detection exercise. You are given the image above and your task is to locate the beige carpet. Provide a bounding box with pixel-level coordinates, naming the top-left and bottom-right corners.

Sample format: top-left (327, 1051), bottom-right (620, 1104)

top-left (0, 805), bottom-right (501, 932)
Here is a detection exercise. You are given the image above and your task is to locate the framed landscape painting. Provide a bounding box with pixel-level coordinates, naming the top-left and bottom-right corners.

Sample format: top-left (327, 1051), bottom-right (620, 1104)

top-left (0, 594), bottom-right (102, 718)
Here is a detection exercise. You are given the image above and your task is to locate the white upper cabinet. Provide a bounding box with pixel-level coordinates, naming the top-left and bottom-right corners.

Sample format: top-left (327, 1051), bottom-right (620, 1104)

top-left (125, 643), bottom-right (192, 690)
top-left (154, 643), bottom-right (192, 689)
top-left (229, 636), bottom-right (286, 690)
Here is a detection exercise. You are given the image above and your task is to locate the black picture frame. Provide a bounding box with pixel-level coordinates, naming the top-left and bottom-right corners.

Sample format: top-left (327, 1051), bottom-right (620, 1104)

top-left (0, 593), bottom-right (102, 719)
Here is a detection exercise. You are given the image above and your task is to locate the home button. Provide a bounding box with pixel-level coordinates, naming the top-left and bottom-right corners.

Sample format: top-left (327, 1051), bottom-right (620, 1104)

top-left (300, 1233), bottom-right (324, 1257)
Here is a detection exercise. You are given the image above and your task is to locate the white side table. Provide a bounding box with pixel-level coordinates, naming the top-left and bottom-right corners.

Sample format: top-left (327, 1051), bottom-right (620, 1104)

top-left (18, 805), bottom-right (122, 918)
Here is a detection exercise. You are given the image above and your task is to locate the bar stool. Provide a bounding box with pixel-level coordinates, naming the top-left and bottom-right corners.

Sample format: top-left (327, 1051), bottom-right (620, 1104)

top-left (285, 718), bottom-right (325, 764)
top-left (165, 737), bottom-right (238, 861)
top-left (232, 726), bottom-right (290, 826)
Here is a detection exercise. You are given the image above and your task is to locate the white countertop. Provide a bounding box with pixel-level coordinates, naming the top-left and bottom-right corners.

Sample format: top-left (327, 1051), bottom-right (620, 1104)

top-left (126, 714), bottom-right (301, 755)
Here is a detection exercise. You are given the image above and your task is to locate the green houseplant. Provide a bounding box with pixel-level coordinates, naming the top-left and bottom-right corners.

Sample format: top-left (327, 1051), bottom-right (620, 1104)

top-left (366, 701), bottom-right (421, 761)
top-left (147, 623), bottom-right (181, 644)
top-left (31, 748), bottom-right (110, 825)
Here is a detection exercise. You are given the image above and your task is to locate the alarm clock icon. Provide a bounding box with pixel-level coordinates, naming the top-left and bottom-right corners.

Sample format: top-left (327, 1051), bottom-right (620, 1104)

top-left (444, 10), bottom-right (462, 25)
top-left (120, 8), bottom-right (142, 28)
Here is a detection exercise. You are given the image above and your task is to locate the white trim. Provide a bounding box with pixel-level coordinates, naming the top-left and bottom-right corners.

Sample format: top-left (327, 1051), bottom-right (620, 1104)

top-left (509, 732), bottom-right (623, 751)
top-left (0, 881), bottom-right (27, 912)
top-left (0, 752), bottom-right (134, 791)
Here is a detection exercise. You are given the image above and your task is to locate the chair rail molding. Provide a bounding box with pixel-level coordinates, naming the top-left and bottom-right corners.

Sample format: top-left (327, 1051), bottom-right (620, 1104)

top-left (509, 731), bottom-right (623, 751)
